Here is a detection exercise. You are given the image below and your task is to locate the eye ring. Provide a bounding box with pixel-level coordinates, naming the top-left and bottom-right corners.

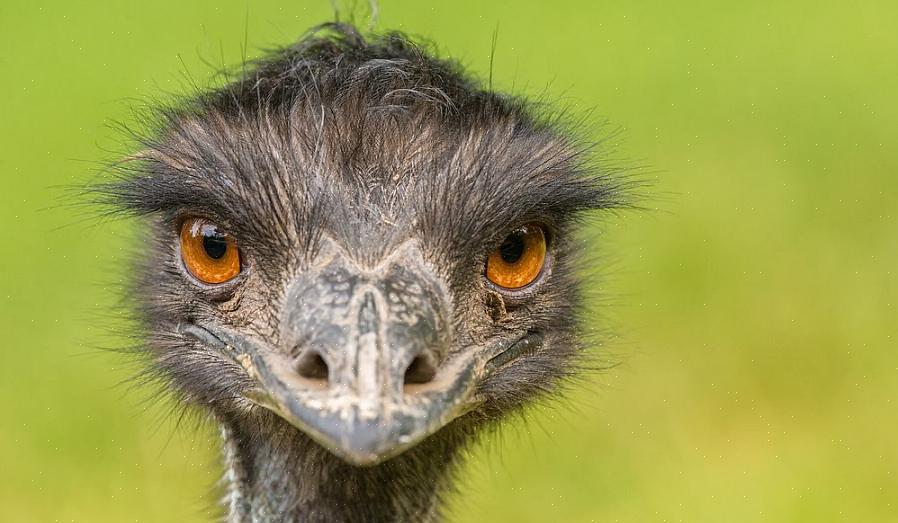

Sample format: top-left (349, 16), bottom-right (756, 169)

top-left (485, 223), bottom-right (548, 291)
top-left (179, 218), bottom-right (241, 285)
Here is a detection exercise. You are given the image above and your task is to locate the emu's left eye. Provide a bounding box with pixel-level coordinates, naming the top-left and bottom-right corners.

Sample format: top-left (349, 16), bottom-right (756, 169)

top-left (485, 224), bottom-right (547, 290)
top-left (179, 218), bottom-right (241, 284)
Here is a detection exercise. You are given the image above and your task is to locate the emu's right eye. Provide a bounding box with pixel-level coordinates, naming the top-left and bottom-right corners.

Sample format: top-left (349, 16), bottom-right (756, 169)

top-left (179, 218), bottom-right (241, 284)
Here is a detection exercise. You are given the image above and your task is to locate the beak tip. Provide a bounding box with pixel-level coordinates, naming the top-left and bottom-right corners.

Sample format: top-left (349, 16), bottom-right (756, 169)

top-left (334, 449), bottom-right (391, 467)
top-left (324, 417), bottom-right (418, 467)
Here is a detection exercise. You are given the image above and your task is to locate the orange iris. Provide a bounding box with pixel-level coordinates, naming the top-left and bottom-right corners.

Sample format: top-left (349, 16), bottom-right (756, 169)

top-left (485, 224), bottom-right (547, 290)
top-left (179, 218), bottom-right (240, 284)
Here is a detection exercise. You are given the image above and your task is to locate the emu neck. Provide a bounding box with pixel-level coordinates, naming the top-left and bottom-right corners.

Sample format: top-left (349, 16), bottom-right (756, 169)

top-left (219, 413), bottom-right (467, 522)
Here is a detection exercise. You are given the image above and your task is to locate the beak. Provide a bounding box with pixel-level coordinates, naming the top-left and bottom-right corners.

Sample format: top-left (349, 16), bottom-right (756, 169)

top-left (180, 243), bottom-right (538, 466)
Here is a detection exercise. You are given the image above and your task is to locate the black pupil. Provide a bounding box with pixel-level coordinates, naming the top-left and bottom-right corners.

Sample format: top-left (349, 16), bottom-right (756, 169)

top-left (202, 232), bottom-right (228, 260)
top-left (499, 232), bottom-right (526, 264)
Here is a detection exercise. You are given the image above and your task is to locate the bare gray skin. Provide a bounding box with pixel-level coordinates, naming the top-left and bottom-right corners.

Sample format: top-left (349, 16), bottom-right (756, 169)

top-left (96, 24), bottom-right (628, 522)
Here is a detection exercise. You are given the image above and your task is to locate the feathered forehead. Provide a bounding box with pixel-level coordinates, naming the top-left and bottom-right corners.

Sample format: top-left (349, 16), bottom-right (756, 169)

top-left (108, 24), bottom-right (620, 259)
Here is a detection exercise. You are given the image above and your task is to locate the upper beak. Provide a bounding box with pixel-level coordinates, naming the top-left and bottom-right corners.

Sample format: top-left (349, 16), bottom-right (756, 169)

top-left (180, 243), bottom-right (537, 466)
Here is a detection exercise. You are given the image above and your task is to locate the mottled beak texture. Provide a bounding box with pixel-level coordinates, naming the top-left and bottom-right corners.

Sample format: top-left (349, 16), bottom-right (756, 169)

top-left (183, 241), bottom-right (530, 465)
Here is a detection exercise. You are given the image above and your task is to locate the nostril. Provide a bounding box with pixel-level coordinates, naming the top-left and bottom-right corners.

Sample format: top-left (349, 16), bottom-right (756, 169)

top-left (295, 350), bottom-right (329, 381)
top-left (403, 354), bottom-right (437, 385)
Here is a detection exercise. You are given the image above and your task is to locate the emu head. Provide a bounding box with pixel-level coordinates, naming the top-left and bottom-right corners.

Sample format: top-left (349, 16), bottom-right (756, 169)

top-left (103, 25), bottom-right (621, 467)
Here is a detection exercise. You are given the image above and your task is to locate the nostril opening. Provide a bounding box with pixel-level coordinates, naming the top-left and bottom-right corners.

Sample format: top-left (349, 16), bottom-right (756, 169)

top-left (295, 350), bottom-right (329, 381)
top-left (403, 354), bottom-right (437, 385)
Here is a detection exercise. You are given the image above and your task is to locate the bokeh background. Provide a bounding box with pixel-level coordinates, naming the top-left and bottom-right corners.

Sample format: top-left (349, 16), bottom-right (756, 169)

top-left (2, 1), bottom-right (896, 521)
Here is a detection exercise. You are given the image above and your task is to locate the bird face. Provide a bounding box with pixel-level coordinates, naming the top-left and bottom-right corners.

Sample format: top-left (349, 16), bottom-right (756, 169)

top-left (179, 227), bottom-right (549, 465)
top-left (103, 27), bottom-right (621, 468)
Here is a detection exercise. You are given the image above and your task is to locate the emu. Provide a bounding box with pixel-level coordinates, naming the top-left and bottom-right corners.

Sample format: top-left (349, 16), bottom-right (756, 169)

top-left (99, 23), bottom-right (626, 522)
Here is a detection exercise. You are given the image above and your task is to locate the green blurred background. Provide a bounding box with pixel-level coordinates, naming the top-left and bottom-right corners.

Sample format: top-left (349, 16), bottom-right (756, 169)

top-left (1, 1), bottom-right (896, 521)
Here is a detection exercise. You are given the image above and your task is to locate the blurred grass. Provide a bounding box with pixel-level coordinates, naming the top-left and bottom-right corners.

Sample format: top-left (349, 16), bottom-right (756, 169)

top-left (1, 1), bottom-right (896, 521)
